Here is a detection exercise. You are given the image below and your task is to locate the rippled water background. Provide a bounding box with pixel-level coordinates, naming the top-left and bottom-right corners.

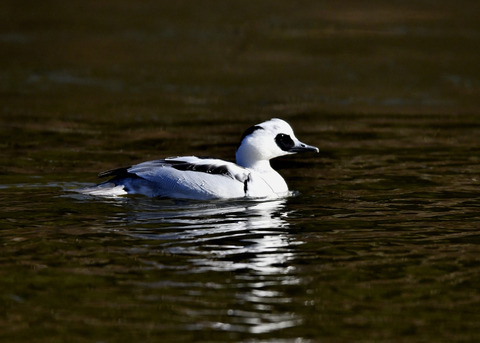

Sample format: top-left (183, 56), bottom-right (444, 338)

top-left (2, 1), bottom-right (480, 342)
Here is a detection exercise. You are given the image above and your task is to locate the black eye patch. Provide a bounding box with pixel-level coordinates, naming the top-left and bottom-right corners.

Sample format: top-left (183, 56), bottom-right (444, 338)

top-left (275, 133), bottom-right (295, 152)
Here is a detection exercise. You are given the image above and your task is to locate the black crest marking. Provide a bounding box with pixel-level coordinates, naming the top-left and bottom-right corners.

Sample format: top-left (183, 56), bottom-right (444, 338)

top-left (275, 133), bottom-right (295, 152)
top-left (239, 125), bottom-right (264, 145)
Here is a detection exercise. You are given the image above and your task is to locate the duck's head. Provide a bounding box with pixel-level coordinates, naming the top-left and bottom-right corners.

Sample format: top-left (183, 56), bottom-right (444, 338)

top-left (236, 118), bottom-right (319, 169)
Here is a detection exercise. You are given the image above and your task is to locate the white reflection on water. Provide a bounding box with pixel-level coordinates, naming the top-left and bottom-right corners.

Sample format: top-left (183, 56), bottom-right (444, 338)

top-left (124, 199), bottom-right (300, 273)
top-left (112, 197), bottom-right (304, 334)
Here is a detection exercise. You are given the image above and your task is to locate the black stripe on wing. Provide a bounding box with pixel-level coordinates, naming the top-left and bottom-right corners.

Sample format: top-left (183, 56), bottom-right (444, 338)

top-left (167, 160), bottom-right (240, 180)
top-left (167, 159), bottom-right (251, 185)
top-left (98, 159), bottom-right (248, 184)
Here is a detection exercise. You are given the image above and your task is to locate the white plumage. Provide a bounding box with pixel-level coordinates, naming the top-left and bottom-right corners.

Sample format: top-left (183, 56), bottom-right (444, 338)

top-left (81, 118), bottom-right (318, 200)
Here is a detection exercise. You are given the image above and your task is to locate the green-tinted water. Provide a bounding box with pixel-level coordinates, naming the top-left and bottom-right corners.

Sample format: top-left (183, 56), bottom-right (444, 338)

top-left (2, 1), bottom-right (480, 342)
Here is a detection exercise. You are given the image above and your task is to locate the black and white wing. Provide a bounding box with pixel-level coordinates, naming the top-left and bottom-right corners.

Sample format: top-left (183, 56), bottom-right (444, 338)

top-left (97, 156), bottom-right (251, 199)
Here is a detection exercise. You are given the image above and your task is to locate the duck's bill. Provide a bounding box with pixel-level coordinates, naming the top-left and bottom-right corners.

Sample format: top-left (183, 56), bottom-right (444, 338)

top-left (289, 141), bottom-right (319, 153)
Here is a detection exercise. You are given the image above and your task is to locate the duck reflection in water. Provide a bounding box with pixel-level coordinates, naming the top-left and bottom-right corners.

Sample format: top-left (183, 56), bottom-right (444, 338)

top-left (117, 198), bottom-right (304, 334)
top-left (125, 199), bottom-right (298, 273)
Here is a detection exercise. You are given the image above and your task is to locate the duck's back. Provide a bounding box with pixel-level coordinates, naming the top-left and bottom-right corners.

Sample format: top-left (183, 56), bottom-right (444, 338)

top-left (94, 156), bottom-right (250, 199)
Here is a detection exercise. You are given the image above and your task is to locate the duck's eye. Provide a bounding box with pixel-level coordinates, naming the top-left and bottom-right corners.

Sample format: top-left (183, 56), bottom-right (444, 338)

top-left (275, 133), bottom-right (295, 151)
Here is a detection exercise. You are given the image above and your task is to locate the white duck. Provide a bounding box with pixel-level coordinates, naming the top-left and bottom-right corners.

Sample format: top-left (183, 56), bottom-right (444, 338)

top-left (83, 118), bottom-right (318, 199)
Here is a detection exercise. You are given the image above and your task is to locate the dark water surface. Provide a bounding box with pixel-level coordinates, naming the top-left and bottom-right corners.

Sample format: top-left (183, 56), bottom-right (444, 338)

top-left (2, 1), bottom-right (480, 342)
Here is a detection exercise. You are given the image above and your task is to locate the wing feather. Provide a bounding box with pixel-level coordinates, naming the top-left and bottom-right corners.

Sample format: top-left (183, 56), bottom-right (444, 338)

top-left (98, 156), bottom-right (250, 184)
